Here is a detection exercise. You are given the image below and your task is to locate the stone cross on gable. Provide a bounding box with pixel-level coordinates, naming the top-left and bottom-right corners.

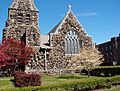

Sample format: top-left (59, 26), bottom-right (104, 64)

top-left (68, 5), bottom-right (72, 11)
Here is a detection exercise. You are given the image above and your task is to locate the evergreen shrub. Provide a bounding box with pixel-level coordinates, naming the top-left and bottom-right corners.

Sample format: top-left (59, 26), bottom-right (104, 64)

top-left (90, 66), bottom-right (120, 76)
top-left (3, 75), bottom-right (120, 91)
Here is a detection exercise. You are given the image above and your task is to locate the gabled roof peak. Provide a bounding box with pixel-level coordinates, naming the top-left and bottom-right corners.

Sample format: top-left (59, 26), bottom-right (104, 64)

top-left (48, 5), bottom-right (89, 36)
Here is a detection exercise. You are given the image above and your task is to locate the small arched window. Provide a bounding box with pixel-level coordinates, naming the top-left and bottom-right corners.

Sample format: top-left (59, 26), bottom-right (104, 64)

top-left (65, 30), bottom-right (82, 55)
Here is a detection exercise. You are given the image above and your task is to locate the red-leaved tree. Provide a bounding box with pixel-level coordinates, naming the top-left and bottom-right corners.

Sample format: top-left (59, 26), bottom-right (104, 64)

top-left (0, 37), bottom-right (33, 75)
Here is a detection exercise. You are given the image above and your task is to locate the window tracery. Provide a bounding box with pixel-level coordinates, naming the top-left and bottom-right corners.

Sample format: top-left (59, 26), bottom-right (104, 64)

top-left (65, 30), bottom-right (82, 54)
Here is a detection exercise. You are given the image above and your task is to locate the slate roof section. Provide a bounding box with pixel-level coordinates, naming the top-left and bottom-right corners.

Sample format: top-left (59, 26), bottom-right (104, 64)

top-left (48, 21), bottom-right (62, 35)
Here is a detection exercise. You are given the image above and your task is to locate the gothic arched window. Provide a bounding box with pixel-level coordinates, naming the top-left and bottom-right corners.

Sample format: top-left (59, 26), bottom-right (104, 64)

top-left (65, 30), bottom-right (82, 55)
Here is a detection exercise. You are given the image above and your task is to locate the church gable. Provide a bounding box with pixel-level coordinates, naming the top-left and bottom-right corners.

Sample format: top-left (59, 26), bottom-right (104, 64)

top-left (49, 5), bottom-right (93, 55)
top-left (48, 5), bottom-right (93, 70)
top-left (49, 5), bottom-right (87, 35)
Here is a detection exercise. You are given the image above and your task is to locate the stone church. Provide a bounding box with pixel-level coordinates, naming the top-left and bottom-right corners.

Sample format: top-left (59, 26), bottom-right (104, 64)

top-left (3, 0), bottom-right (93, 72)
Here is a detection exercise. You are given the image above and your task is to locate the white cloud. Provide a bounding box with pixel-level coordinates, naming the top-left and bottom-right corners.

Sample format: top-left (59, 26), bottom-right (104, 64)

top-left (75, 12), bottom-right (98, 17)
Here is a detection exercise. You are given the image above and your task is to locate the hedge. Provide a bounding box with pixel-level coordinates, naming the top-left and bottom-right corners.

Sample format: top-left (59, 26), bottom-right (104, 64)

top-left (14, 71), bottom-right (41, 87)
top-left (90, 66), bottom-right (120, 76)
top-left (4, 75), bottom-right (120, 91)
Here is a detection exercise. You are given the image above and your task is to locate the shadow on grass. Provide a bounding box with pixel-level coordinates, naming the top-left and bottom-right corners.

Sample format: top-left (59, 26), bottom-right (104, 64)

top-left (10, 79), bottom-right (16, 87)
top-left (91, 74), bottom-right (116, 78)
top-left (57, 75), bottom-right (87, 79)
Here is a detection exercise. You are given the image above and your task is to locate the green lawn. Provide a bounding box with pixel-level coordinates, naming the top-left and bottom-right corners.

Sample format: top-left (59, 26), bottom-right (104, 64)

top-left (41, 74), bottom-right (88, 85)
top-left (97, 87), bottom-right (120, 91)
top-left (0, 74), bottom-right (120, 91)
top-left (0, 77), bottom-right (15, 90)
top-left (0, 74), bottom-right (89, 91)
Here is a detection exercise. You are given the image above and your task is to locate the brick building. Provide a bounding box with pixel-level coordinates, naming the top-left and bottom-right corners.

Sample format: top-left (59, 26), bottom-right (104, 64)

top-left (97, 34), bottom-right (120, 65)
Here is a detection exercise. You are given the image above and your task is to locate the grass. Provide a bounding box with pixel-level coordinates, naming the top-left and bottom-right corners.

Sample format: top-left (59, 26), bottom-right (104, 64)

top-left (105, 88), bottom-right (120, 91)
top-left (41, 74), bottom-right (88, 85)
top-left (98, 87), bottom-right (120, 91)
top-left (0, 77), bottom-right (15, 90)
top-left (0, 74), bottom-right (120, 91)
top-left (0, 74), bottom-right (90, 91)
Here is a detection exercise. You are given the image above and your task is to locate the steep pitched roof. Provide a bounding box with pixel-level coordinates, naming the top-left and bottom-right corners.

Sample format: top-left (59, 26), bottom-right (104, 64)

top-left (48, 5), bottom-right (86, 35)
top-left (48, 21), bottom-right (62, 35)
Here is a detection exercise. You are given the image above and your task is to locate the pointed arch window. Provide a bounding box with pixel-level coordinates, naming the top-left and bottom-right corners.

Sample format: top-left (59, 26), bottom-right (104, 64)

top-left (65, 30), bottom-right (82, 55)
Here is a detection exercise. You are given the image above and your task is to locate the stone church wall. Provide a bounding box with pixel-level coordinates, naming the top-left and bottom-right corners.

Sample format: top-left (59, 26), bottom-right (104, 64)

top-left (48, 11), bottom-right (93, 70)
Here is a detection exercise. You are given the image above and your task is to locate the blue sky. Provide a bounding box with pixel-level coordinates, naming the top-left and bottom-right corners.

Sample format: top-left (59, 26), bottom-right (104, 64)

top-left (0, 0), bottom-right (120, 44)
